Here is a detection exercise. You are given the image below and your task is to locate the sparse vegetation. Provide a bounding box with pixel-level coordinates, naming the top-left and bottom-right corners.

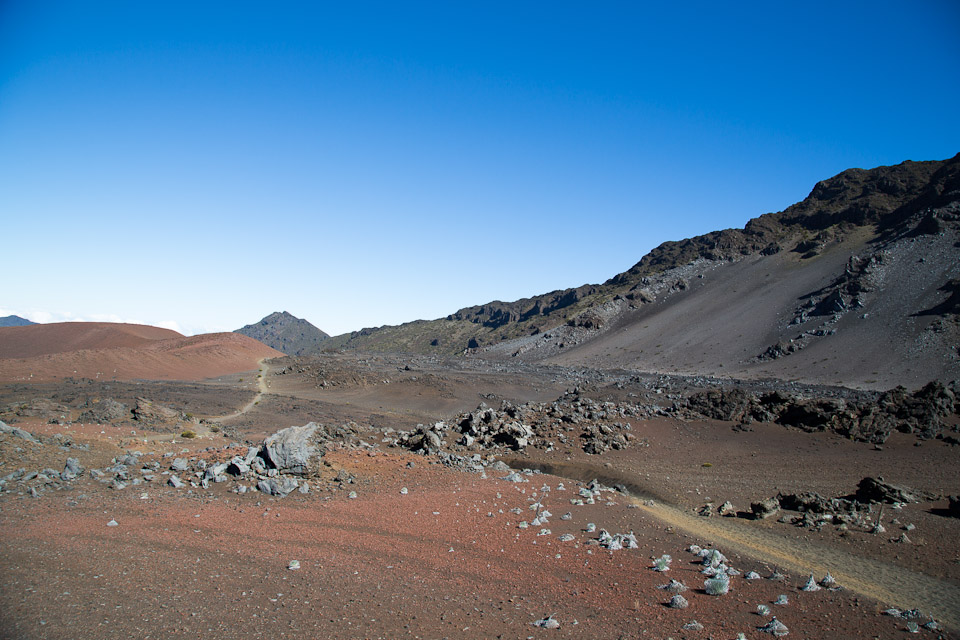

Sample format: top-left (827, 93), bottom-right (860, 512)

top-left (652, 554), bottom-right (672, 572)
top-left (180, 429), bottom-right (197, 439)
top-left (704, 574), bottom-right (730, 595)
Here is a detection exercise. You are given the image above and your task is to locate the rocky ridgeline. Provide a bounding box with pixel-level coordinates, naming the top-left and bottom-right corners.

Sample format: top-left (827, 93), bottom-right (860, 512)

top-left (393, 389), bottom-right (652, 457)
top-left (679, 380), bottom-right (960, 444)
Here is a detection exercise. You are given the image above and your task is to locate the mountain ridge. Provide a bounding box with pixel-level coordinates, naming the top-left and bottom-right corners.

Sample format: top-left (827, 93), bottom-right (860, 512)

top-left (323, 154), bottom-right (959, 370)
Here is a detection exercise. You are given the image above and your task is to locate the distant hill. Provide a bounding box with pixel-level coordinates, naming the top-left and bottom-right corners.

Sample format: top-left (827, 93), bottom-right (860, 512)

top-left (0, 315), bottom-right (35, 327)
top-left (0, 322), bottom-right (182, 359)
top-left (0, 322), bottom-right (282, 382)
top-left (235, 311), bottom-right (330, 356)
top-left (325, 154), bottom-right (960, 389)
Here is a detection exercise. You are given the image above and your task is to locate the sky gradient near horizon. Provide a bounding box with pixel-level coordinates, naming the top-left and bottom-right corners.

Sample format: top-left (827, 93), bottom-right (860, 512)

top-left (2, 1), bottom-right (959, 336)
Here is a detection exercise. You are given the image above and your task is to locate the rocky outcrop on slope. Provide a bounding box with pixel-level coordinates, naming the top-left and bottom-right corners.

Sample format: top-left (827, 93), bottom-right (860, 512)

top-left (393, 389), bottom-right (650, 457)
top-left (681, 380), bottom-right (960, 444)
top-left (236, 311), bottom-right (330, 356)
top-left (77, 398), bottom-right (129, 423)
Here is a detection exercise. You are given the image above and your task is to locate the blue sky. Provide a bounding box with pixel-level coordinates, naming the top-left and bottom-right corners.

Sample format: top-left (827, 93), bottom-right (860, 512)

top-left (2, 1), bottom-right (958, 336)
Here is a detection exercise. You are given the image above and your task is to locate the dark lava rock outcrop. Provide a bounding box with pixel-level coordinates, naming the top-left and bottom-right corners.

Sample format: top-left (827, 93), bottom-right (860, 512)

top-left (681, 380), bottom-right (960, 444)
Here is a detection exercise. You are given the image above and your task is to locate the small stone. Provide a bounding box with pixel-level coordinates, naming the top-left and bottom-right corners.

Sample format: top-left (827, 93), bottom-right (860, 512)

top-left (107, 519), bottom-right (118, 527)
top-left (288, 560), bottom-right (300, 570)
top-left (400, 487), bottom-right (408, 495)
top-left (669, 594), bottom-right (689, 609)
top-left (532, 615), bottom-right (560, 629)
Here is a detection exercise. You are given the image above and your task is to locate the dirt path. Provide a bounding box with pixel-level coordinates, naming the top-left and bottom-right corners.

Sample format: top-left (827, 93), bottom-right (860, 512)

top-left (637, 499), bottom-right (960, 631)
top-left (511, 458), bottom-right (960, 631)
top-left (213, 358), bottom-right (272, 423)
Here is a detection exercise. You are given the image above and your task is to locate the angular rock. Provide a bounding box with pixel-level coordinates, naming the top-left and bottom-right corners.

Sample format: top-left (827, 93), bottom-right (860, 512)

top-left (262, 423), bottom-right (324, 476)
top-left (257, 477), bottom-right (299, 497)
top-left (855, 477), bottom-right (933, 504)
top-left (0, 420), bottom-right (40, 444)
top-left (132, 398), bottom-right (180, 423)
top-left (78, 399), bottom-right (128, 423)
top-left (226, 458), bottom-right (249, 476)
top-left (62, 457), bottom-right (83, 480)
top-left (751, 497), bottom-right (780, 519)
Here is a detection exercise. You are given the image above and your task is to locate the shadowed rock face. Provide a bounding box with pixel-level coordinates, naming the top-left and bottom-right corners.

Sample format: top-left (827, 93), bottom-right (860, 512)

top-left (235, 311), bottom-right (330, 356)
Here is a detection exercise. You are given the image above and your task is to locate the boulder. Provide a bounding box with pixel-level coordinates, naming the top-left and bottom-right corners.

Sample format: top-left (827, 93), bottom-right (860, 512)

top-left (854, 477), bottom-right (929, 504)
top-left (261, 423), bottom-right (325, 476)
top-left (78, 399), bottom-right (128, 423)
top-left (751, 497), bottom-right (780, 520)
top-left (62, 457), bottom-right (83, 481)
top-left (948, 495), bottom-right (960, 518)
top-left (132, 398), bottom-right (180, 423)
top-left (257, 477), bottom-right (299, 497)
top-left (0, 420), bottom-right (40, 444)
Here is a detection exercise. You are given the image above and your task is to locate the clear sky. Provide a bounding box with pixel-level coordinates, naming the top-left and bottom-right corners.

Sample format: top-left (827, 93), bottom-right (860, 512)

top-left (2, 1), bottom-right (958, 336)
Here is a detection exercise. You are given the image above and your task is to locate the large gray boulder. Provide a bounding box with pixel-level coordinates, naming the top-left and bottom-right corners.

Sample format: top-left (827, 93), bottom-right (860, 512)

top-left (261, 423), bottom-right (325, 476)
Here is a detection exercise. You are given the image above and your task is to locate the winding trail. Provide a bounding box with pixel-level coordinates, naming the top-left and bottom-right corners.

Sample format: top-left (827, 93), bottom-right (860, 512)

top-left (513, 459), bottom-right (960, 631)
top-left (637, 499), bottom-right (960, 631)
top-left (214, 358), bottom-right (272, 423)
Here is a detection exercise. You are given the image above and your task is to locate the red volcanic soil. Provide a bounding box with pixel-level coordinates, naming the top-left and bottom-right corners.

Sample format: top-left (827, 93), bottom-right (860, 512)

top-left (0, 323), bottom-right (282, 382)
top-left (0, 322), bottom-right (181, 359)
top-left (0, 441), bottom-right (946, 640)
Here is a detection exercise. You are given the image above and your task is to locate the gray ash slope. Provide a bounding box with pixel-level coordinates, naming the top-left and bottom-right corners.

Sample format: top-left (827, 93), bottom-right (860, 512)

top-left (329, 154), bottom-right (960, 389)
top-left (235, 311), bottom-right (330, 356)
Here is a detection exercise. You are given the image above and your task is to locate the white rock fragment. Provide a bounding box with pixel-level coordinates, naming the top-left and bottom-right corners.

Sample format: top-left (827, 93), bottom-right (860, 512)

top-left (532, 615), bottom-right (560, 629)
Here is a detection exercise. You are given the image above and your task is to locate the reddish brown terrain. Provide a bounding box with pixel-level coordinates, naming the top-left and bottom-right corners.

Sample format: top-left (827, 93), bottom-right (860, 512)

top-left (0, 323), bottom-right (283, 383)
top-left (0, 350), bottom-right (957, 639)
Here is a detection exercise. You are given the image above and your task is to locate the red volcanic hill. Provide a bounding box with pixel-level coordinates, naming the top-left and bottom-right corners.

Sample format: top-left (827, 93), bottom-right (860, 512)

top-left (0, 322), bottom-right (182, 359)
top-left (0, 322), bottom-right (283, 382)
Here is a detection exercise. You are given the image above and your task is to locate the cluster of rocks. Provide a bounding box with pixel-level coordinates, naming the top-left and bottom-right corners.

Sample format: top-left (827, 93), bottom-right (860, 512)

top-left (393, 391), bottom-right (645, 457)
top-left (680, 380), bottom-right (960, 443)
top-left (0, 456), bottom-right (85, 497)
top-left (1, 421), bottom-right (372, 500)
top-left (2, 398), bottom-right (71, 422)
top-left (747, 477), bottom-right (948, 531)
